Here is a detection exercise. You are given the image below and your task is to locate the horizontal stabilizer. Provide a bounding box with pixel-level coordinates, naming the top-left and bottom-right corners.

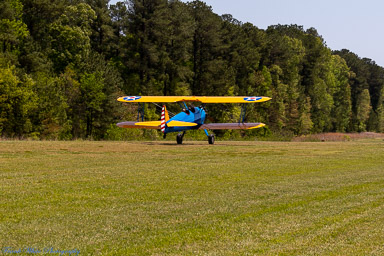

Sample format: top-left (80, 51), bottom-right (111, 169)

top-left (167, 121), bottom-right (198, 127)
top-left (199, 123), bottom-right (265, 130)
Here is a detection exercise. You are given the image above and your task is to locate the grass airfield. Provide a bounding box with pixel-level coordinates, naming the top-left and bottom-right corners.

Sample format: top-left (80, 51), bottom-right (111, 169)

top-left (1, 139), bottom-right (384, 255)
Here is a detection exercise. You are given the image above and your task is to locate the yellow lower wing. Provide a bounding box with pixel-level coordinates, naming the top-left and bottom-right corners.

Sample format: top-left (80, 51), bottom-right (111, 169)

top-left (134, 121), bottom-right (161, 127)
top-left (118, 96), bottom-right (271, 103)
top-left (247, 123), bottom-right (265, 129)
top-left (167, 121), bottom-right (197, 127)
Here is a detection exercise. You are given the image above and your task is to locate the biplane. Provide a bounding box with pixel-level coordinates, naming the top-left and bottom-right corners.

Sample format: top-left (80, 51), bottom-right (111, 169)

top-left (116, 96), bottom-right (271, 144)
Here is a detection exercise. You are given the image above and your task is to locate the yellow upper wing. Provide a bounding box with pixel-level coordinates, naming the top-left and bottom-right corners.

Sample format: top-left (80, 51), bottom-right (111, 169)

top-left (118, 96), bottom-right (271, 103)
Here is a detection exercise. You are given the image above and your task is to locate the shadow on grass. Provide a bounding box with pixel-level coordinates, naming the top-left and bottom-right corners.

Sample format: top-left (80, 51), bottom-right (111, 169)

top-left (141, 141), bottom-right (266, 147)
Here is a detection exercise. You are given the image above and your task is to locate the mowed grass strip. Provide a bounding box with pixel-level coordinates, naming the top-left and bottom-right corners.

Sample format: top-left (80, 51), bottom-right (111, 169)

top-left (1, 140), bottom-right (384, 255)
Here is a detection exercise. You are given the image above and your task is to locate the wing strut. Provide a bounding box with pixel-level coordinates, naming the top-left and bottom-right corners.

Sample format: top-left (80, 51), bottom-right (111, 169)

top-left (239, 103), bottom-right (248, 123)
top-left (137, 103), bottom-right (145, 122)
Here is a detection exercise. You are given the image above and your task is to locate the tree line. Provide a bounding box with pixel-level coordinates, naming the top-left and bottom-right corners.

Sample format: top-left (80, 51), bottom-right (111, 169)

top-left (1, 0), bottom-right (383, 139)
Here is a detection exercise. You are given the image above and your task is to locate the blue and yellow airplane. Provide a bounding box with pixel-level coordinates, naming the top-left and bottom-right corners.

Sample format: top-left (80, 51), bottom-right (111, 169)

top-left (117, 96), bottom-right (271, 144)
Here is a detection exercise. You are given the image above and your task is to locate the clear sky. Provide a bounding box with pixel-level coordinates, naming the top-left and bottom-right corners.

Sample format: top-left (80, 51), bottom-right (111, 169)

top-left (109, 0), bottom-right (384, 67)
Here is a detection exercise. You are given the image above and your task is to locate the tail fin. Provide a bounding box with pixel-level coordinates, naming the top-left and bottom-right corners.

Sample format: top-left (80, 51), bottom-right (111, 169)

top-left (161, 105), bottom-right (169, 133)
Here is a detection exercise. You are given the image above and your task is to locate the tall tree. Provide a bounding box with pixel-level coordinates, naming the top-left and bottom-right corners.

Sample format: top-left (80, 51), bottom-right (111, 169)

top-left (356, 89), bottom-right (372, 131)
top-left (124, 0), bottom-right (169, 95)
top-left (31, 72), bottom-right (71, 139)
top-left (188, 0), bottom-right (223, 96)
top-left (86, 0), bottom-right (115, 55)
top-left (334, 49), bottom-right (383, 132)
top-left (48, 3), bottom-right (96, 73)
top-left (21, 0), bottom-right (67, 48)
top-left (0, 60), bottom-right (37, 137)
top-left (109, 1), bottom-right (129, 59)
top-left (328, 55), bottom-right (352, 132)
top-left (163, 0), bottom-right (194, 96)
top-left (0, 0), bottom-right (29, 60)
top-left (80, 72), bottom-right (106, 138)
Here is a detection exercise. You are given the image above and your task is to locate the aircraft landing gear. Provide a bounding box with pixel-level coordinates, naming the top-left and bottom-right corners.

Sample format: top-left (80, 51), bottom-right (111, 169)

top-left (204, 129), bottom-right (214, 145)
top-left (208, 134), bottom-right (215, 144)
top-left (176, 131), bottom-right (185, 144)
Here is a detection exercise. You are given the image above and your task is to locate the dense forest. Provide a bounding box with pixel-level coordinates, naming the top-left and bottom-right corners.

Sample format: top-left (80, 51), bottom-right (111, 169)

top-left (1, 0), bottom-right (383, 140)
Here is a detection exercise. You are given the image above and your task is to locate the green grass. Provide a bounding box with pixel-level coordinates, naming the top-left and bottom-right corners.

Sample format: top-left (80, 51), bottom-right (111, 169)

top-left (1, 139), bottom-right (384, 255)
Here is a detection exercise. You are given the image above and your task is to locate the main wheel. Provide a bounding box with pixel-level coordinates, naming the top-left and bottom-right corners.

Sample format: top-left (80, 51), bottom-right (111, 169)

top-left (176, 134), bottom-right (183, 144)
top-left (208, 134), bottom-right (215, 144)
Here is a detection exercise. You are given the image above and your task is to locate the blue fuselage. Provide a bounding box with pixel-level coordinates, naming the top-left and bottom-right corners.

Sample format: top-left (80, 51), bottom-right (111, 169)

top-left (165, 107), bottom-right (206, 133)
